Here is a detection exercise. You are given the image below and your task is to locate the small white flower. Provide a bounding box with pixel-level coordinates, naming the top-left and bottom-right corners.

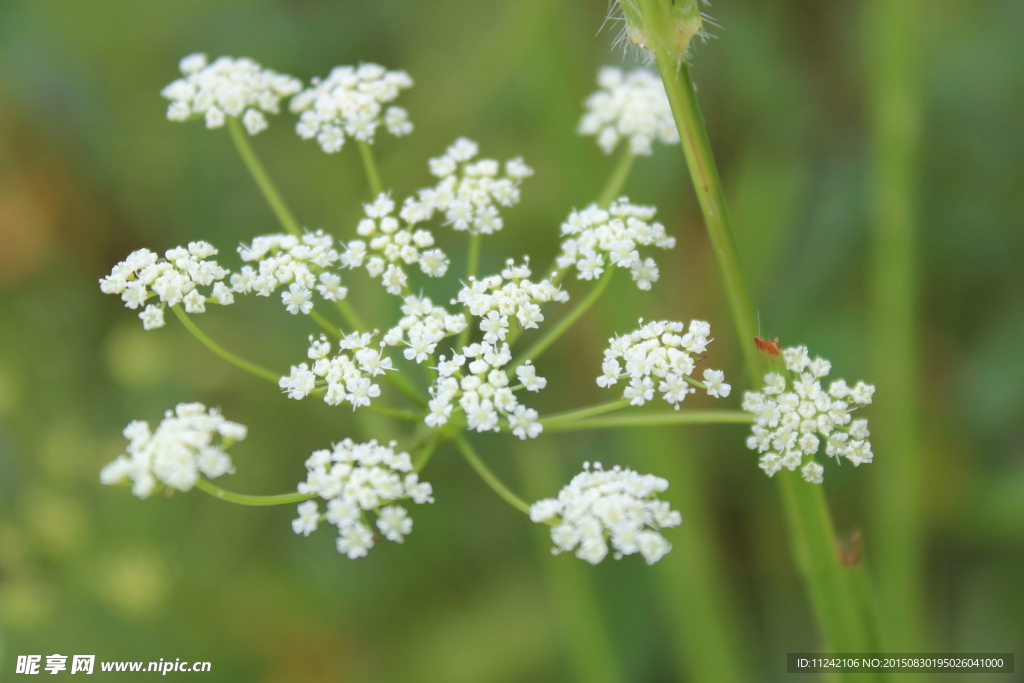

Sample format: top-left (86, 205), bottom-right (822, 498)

top-left (100, 403), bottom-right (244, 498)
top-left (531, 462), bottom-right (680, 565)
top-left (162, 55), bottom-right (302, 133)
top-left (292, 500), bottom-right (320, 536)
top-left (578, 67), bottom-right (679, 155)
top-left (289, 63), bottom-right (413, 152)
top-left (744, 346), bottom-right (876, 484)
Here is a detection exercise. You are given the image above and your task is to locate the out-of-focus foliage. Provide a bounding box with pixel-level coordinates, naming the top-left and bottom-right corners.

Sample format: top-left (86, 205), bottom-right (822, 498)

top-left (0, 0), bottom-right (1020, 680)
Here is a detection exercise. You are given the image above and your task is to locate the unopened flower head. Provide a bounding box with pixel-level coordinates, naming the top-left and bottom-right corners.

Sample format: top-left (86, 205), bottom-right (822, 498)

top-left (99, 243), bottom-right (233, 329)
top-left (557, 198), bottom-right (674, 289)
top-left (290, 63), bottom-right (414, 153)
top-left (578, 67), bottom-right (679, 155)
top-left (231, 231), bottom-right (347, 314)
top-left (292, 438), bottom-right (434, 559)
top-left (454, 259), bottom-right (570, 343)
top-left (280, 332), bottom-right (394, 410)
top-left (742, 346), bottom-right (876, 484)
top-left (100, 402), bottom-right (244, 499)
top-left (598, 319), bottom-right (729, 407)
top-left (413, 138), bottom-right (533, 235)
top-left (162, 54), bottom-right (302, 134)
top-left (424, 341), bottom-right (546, 439)
top-left (530, 461), bottom-right (681, 565)
top-left (339, 192), bottom-right (450, 296)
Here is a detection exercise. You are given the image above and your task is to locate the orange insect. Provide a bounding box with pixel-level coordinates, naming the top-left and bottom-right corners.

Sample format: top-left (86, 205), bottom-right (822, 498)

top-left (754, 336), bottom-right (781, 356)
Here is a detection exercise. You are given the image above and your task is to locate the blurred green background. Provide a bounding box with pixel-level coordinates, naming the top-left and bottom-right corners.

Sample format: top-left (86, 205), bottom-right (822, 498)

top-left (1, 0), bottom-right (1021, 680)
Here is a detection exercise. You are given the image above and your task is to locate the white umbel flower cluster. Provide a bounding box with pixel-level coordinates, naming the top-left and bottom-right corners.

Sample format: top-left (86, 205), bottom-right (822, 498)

top-left (425, 342), bottom-right (546, 439)
top-left (530, 461), bottom-right (681, 565)
top-left (454, 259), bottom-right (570, 343)
top-left (578, 67), bottom-right (679, 155)
top-left (290, 63), bottom-right (414, 153)
top-left (280, 332), bottom-right (393, 409)
top-left (162, 53), bottom-right (302, 134)
top-left (231, 231), bottom-right (347, 314)
top-left (100, 402), bottom-right (245, 498)
top-left (380, 295), bottom-right (467, 364)
top-left (340, 193), bottom-right (450, 295)
top-left (598, 319), bottom-right (730, 407)
top-left (291, 439), bottom-right (434, 559)
top-left (742, 346), bottom-right (876, 484)
top-left (557, 198), bottom-right (675, 289)
top-left (99, 243), bottom-right (233, 330)
top-left (419, 138), bottom-right (534, 235)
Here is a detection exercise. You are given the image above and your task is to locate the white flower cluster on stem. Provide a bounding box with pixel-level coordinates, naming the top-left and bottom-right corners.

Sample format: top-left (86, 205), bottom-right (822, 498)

top-left (530, 461), bottom-right (681, 565)
top-left (425, 342), bottom-right (546, 439)
top-left (418, 138), bottom-right (533, 235)
top-left (162, 54), bottom-right (302, 134)
top-left (557, 198), bottom-right (674, 289)
top-left (578, 67), bottom-right (680, 155)
top-left (99, 243), bottom-right (233, 330)
top-left (381, 295), bottom-right (467, 363)
top-left (290, 63), bottom-right (414, 152)
top-left (742, 346), bottom-right (876, 484)
top-left (280, 332), bottom-right (393, 408)
top-left (454, 259), bottom-right (570, 343)
top-left (598, 319), bottom-right (729, 407)
top-left (100, 403), bottom-right (244, 498)
top-left (340, 193), bottom-right (450, 295)
top-left (292, 439), bottom-right (434, 559)
top-left (232, 231), bottom-right (347, 314)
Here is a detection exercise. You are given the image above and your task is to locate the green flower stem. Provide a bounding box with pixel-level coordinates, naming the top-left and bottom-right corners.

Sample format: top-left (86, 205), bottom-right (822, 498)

top-left (544, 409), bottom-right (752, 433)
top-left (515, 439), bottom-right (626, 683)
top-left (540, 400), bottom-right (628, 428)
top-left (333, 298), bottom-right (367, 332)
top-left (778, 472), bottom-right (877, 672)
top-left (310, 310), bottom-right (342, 338)
top-left (597, 146), bottom-right (636, 207)
top-left (648, 35), bottom-right (876, 662)
top-left (456, 232), bottom-right (482, 349)
top-left (866, 0), bottom-right (926, 652)
top-left (641, 429), bottom-right (750, 683)
top-left (651, 58), bottom-right (759, 379)
top-left (413, 430), bottom-right (445, 473)
top-left (172, 305), bottom-right (280, 383)
top-left (533, 149), bottom-right (636, 297)
top-left (362, 404), bottom-right (423, 423)
top-left (195, 478), bottom-right (315, 507)
top-left (226, 117), bottom-right (301, 237)
top-left (453, 434), bottom-right (530, 515)
top-left (358, 140), bottom-right (384, 198)
top-left (512, 266), bottom-right (615, 368)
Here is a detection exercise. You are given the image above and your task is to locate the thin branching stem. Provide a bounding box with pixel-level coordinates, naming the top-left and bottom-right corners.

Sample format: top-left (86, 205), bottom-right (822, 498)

top-left (227, 117), bottom-right (301, 237)
top-left (358, 140), bottom-right (384, 198)
top-left (172, 305), bottom-right (280, 383)
top-left (453, 434), bottom-right (531, 515)
top-left (195, 479), bottom-right (315, 506)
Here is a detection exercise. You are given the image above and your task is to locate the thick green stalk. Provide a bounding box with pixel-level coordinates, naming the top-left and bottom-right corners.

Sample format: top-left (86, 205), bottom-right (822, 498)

top-left (651, 58), bottom-right (759, 379)
top-left (865, 0), bottom-right (926, 652)
top-left (453, 434), bottom-right (530, 515)
top-left (358, 140), bottom-right (384, 198)
top-left (540, 399), bottom-right (628, 428)
top-left (647, 34), bottom-right (877, 661)
top-left (172, 305), bottom-right (280, 383)
top-left (515, 440), bottom-right (625, 683)
top-left (226, 118), bottom-right (301, 237)
top-left (544, 409), bottom-right (752, 432)
top-left (512, 267), bottom-right (614, 368)
top-left (195, 479), bottom-right (315, 506)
